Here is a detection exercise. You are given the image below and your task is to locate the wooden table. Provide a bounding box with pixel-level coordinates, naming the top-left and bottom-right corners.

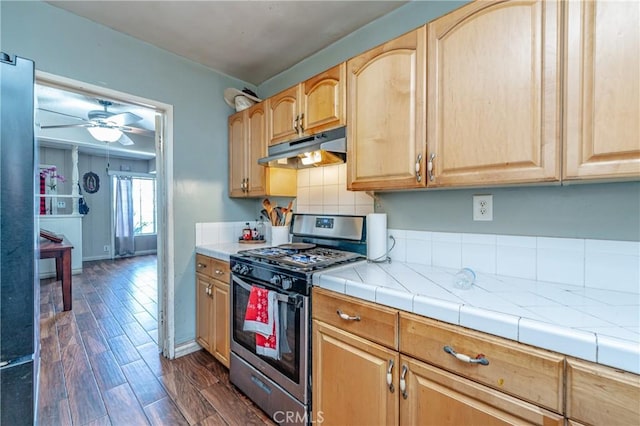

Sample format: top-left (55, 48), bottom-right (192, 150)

top-left (39, 236), bottom-right (74, 311)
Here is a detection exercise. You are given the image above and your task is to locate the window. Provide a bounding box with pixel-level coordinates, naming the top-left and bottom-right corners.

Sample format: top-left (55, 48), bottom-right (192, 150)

top-left (132, 177), bottom-right (156, 235)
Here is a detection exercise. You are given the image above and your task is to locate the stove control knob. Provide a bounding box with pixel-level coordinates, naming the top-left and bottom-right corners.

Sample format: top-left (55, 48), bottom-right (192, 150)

top-left (239, 265), bottom-right (250, 275)
top-left (231, 264), bottom-right (241, 273)
top-left (270, 275), bottom-right (282, 286)
top-left (281, 277), bottom-right (293, 290)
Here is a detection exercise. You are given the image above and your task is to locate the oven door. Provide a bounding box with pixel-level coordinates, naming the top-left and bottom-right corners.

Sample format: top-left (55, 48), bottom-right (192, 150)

top-left (230, 273), bottom-right (308, 404)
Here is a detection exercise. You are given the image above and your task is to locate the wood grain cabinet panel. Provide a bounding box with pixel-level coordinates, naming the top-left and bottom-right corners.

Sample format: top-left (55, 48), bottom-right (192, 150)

top-left (313, 287), bottom-right (398, 349)
top-left (426, 0), bottom-right (561, 186)
top-left (564, 0), bottom-right (640, 180)
top-left (195, 255), bottom-right (230, 367)
top-left (566, 358), bottom-right (640, 425)
top-left (228, 103), bottom-right (296, 198)
top-left (347, 26), bottom-right (427, 191)
top-left (399, 355), bottom-right (564, 426)
top-left (312, 320), bottom-right (399, 426)
top-left (399, 312), bottom-right (564, 414)
top-left (267, 63), bottom-right (345, 146)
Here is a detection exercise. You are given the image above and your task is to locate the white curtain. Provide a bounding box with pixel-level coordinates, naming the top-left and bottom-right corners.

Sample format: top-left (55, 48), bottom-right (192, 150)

top-left (115, 176), bottom-right (135, 256)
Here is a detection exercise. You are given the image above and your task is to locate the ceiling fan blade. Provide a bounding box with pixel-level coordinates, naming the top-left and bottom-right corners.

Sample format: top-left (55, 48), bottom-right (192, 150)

top-left (38, 108), bottom-right (90, 122)
top-left (40, 123), bottom-right (92, 130)
top-left (120, 126), bottom-right (155, 137)
top-left (118, 133), bottom-right (135, 146)
top-left (109, 112), bottom-right (142, 126)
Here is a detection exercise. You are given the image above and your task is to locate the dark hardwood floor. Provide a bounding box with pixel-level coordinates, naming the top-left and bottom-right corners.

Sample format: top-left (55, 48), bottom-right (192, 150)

top-left (38, 255), bottom-right (275, 425)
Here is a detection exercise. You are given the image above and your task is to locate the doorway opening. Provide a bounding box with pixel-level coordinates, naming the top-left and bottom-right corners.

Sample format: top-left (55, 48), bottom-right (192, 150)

top-left (35, 71), bottom-right (175, 358)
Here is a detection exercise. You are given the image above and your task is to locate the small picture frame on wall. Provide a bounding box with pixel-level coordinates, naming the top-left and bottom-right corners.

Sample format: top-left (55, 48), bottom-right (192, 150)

top-left (82, 171), bottom-right (100, 194)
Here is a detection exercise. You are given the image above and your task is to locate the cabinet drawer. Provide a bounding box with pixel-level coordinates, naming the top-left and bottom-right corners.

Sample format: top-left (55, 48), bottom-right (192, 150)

top-left (399, 312), bottom-right (564, 414)
top-left (196, 254), bottom-right (230, 283)
top-left (312, 288), bottom-right (398, 350)
top-left (567, 358), bottom-right (640, 425)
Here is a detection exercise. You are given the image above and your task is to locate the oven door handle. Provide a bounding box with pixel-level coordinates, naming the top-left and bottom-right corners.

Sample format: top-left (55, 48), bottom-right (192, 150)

top-left (232, 274), bottom-right (304, 307)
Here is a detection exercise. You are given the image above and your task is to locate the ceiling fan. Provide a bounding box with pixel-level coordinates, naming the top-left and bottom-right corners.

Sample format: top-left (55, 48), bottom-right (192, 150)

top-left (39, 99), bottom-right (154, 146)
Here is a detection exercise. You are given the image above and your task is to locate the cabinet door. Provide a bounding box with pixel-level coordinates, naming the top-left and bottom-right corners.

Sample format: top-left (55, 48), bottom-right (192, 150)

top-left (268, 85), bottom-right (299, 145)
top-left (347, 27), bottom-right (427, 191)
top-left (313, 320), bottom-right (399, 426)
top-left (564, 0), bottom-right (640, 179)
top-left (211, 280), bottom-right (230, 368)
top-left (399, 356), bottom-right (564, 426)
top-left (426, 0), bottom-right (561, 186)
top-left (246, 103), bottom-right (267, 196)
top-left (195, 274), bottom-right (212, 352)
top-left (566, 358), bottom-right (640, 425)
top-left (302, 63), bottom-right (345, 135)
top-left (228, 111), bottom-right (246, 197)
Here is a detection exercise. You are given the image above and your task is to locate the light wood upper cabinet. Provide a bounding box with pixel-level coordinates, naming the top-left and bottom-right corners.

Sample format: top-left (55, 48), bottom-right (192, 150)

top-left (347, 26), bottom-right (427, 191)
top-left (229, 103), bottom-right (296, 198)
top-left (426, 0), bottom-right (561, 187)
top-left (267, 63), bottom-right (346, 146)
top-left (564, 0), bottom-right (640, 180)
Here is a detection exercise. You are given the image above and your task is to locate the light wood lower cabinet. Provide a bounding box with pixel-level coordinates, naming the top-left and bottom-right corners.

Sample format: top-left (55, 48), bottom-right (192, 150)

top-left (195, 254), bottom-right (230, 367)
top-left (566, 358), bottom-right (640, 426)
top-left (312, 320), bottom-right (399, 426)
top-left (312, 288), bottom-right (564, 426)
top-left (400, 355), bottom-right (563, 426)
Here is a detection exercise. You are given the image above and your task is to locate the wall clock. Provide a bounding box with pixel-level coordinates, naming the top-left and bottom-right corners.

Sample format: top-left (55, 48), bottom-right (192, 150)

top-left (82, 171), bottom-right (100, 194)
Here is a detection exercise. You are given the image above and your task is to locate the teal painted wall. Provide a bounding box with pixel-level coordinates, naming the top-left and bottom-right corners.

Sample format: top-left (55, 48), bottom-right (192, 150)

top-left (257, 1), bottom-right (640, 242)
top-left (1, 0), bottom-right (260, 345)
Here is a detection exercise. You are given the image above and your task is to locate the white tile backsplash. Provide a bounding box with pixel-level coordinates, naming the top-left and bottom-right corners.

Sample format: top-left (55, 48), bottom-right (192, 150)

top-left (296, 163), bottom-right (374, 215)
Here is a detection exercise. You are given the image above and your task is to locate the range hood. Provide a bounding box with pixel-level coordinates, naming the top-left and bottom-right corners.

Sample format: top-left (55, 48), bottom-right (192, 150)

top-left (258, 126), bottom-right (346, 169)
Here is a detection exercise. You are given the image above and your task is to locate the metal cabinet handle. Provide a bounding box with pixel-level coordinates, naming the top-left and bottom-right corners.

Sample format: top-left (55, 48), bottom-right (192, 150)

top-left (400, 364), bottom-right (408, 399)
top-left (415, 153), bottom-right (423, 182)
top-left (336, 309), bottom-right (361, 321)
top-left (294, 114), bottom-right (299, 133)
top-left (205, 284), bottom-right (212, 297)
top-left (443, 345), bottom-right (489, 365)
top-left (299, 113), bottom-right (304, 133)
top-left (214, 269), bottom-right (224, 275)
top-left (427, 153), bottom-right (436, 182)
top-left (386, 359), bottom-right (395, 393)
top-left (197, 263), bottom-right (207, 269)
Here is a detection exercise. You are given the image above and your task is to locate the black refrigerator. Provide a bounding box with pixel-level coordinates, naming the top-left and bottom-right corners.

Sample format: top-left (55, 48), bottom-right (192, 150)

top-left (0, 53), bottom-right (38, 425)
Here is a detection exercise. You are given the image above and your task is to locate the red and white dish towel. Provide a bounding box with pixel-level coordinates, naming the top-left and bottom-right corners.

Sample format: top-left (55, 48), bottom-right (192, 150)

top-left (243, 286), bottom-right (280, 359)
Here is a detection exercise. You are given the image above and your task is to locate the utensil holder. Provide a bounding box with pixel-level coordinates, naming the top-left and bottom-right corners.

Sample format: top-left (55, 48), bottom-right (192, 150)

top-left (270, 225), bottom-right (290, 246)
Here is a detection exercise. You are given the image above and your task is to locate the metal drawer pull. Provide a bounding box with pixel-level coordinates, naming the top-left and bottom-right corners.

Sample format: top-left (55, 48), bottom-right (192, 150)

top-left (443, 345), bottom-right (489, 366)
top-left (400, 364), bottom-right (408, 399)
top-left (386, 359), bottom-right (395, 393)
top-left (336, 309), bottom-right (360, 321)
top-left (197, 263), bottom-right (207, 269)
top-left (214, 269), bottom-right (224, 275)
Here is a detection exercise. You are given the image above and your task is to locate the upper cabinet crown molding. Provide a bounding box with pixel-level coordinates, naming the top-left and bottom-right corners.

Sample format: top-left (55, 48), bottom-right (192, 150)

top-left (564, 0), bottom-right (640, 180)
top-left (425, 0), bottom-right (561, 187)
top-left (267, 63), bottom-right (346, 146)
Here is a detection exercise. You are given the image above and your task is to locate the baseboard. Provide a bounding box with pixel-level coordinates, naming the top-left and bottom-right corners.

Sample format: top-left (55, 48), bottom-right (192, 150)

top-left (173, 340), bottom-right (202, 359)
top-left (83, 254), bottom-right (112, 262)
top-left (39, 268), bottom-right (82, 279)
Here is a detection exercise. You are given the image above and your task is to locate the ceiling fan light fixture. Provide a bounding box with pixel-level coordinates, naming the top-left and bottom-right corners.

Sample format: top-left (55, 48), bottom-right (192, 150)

top-left (87, 126), bottom-right (122, 142)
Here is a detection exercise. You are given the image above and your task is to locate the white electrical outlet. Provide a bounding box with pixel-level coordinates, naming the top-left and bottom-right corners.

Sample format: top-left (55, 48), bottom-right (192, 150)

top-left (473, 195), bottom-right (493, 221)
top-left (103, 245), bottom-right (110, 252)
top-left (56, 200), bottom-right (66, 208)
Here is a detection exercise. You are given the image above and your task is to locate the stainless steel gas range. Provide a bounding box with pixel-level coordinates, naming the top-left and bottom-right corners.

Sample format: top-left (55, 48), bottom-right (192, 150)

top-left (229, 214), bottom-right (367, 424)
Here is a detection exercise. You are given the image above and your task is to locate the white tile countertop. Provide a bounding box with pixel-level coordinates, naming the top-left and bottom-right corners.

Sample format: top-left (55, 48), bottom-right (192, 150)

top-left (196, 241), bottom-right (269, 262)
top-left (313, 261), bottom-right (640, 374)
top-left (196, 242), bottom-right (640, 374)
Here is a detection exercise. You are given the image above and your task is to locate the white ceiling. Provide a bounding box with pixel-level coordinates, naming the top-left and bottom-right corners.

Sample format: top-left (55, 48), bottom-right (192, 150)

top-left (38, 1), bottom-right (408, 159)
top-left (46, 0), bottom-right (408, 85)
